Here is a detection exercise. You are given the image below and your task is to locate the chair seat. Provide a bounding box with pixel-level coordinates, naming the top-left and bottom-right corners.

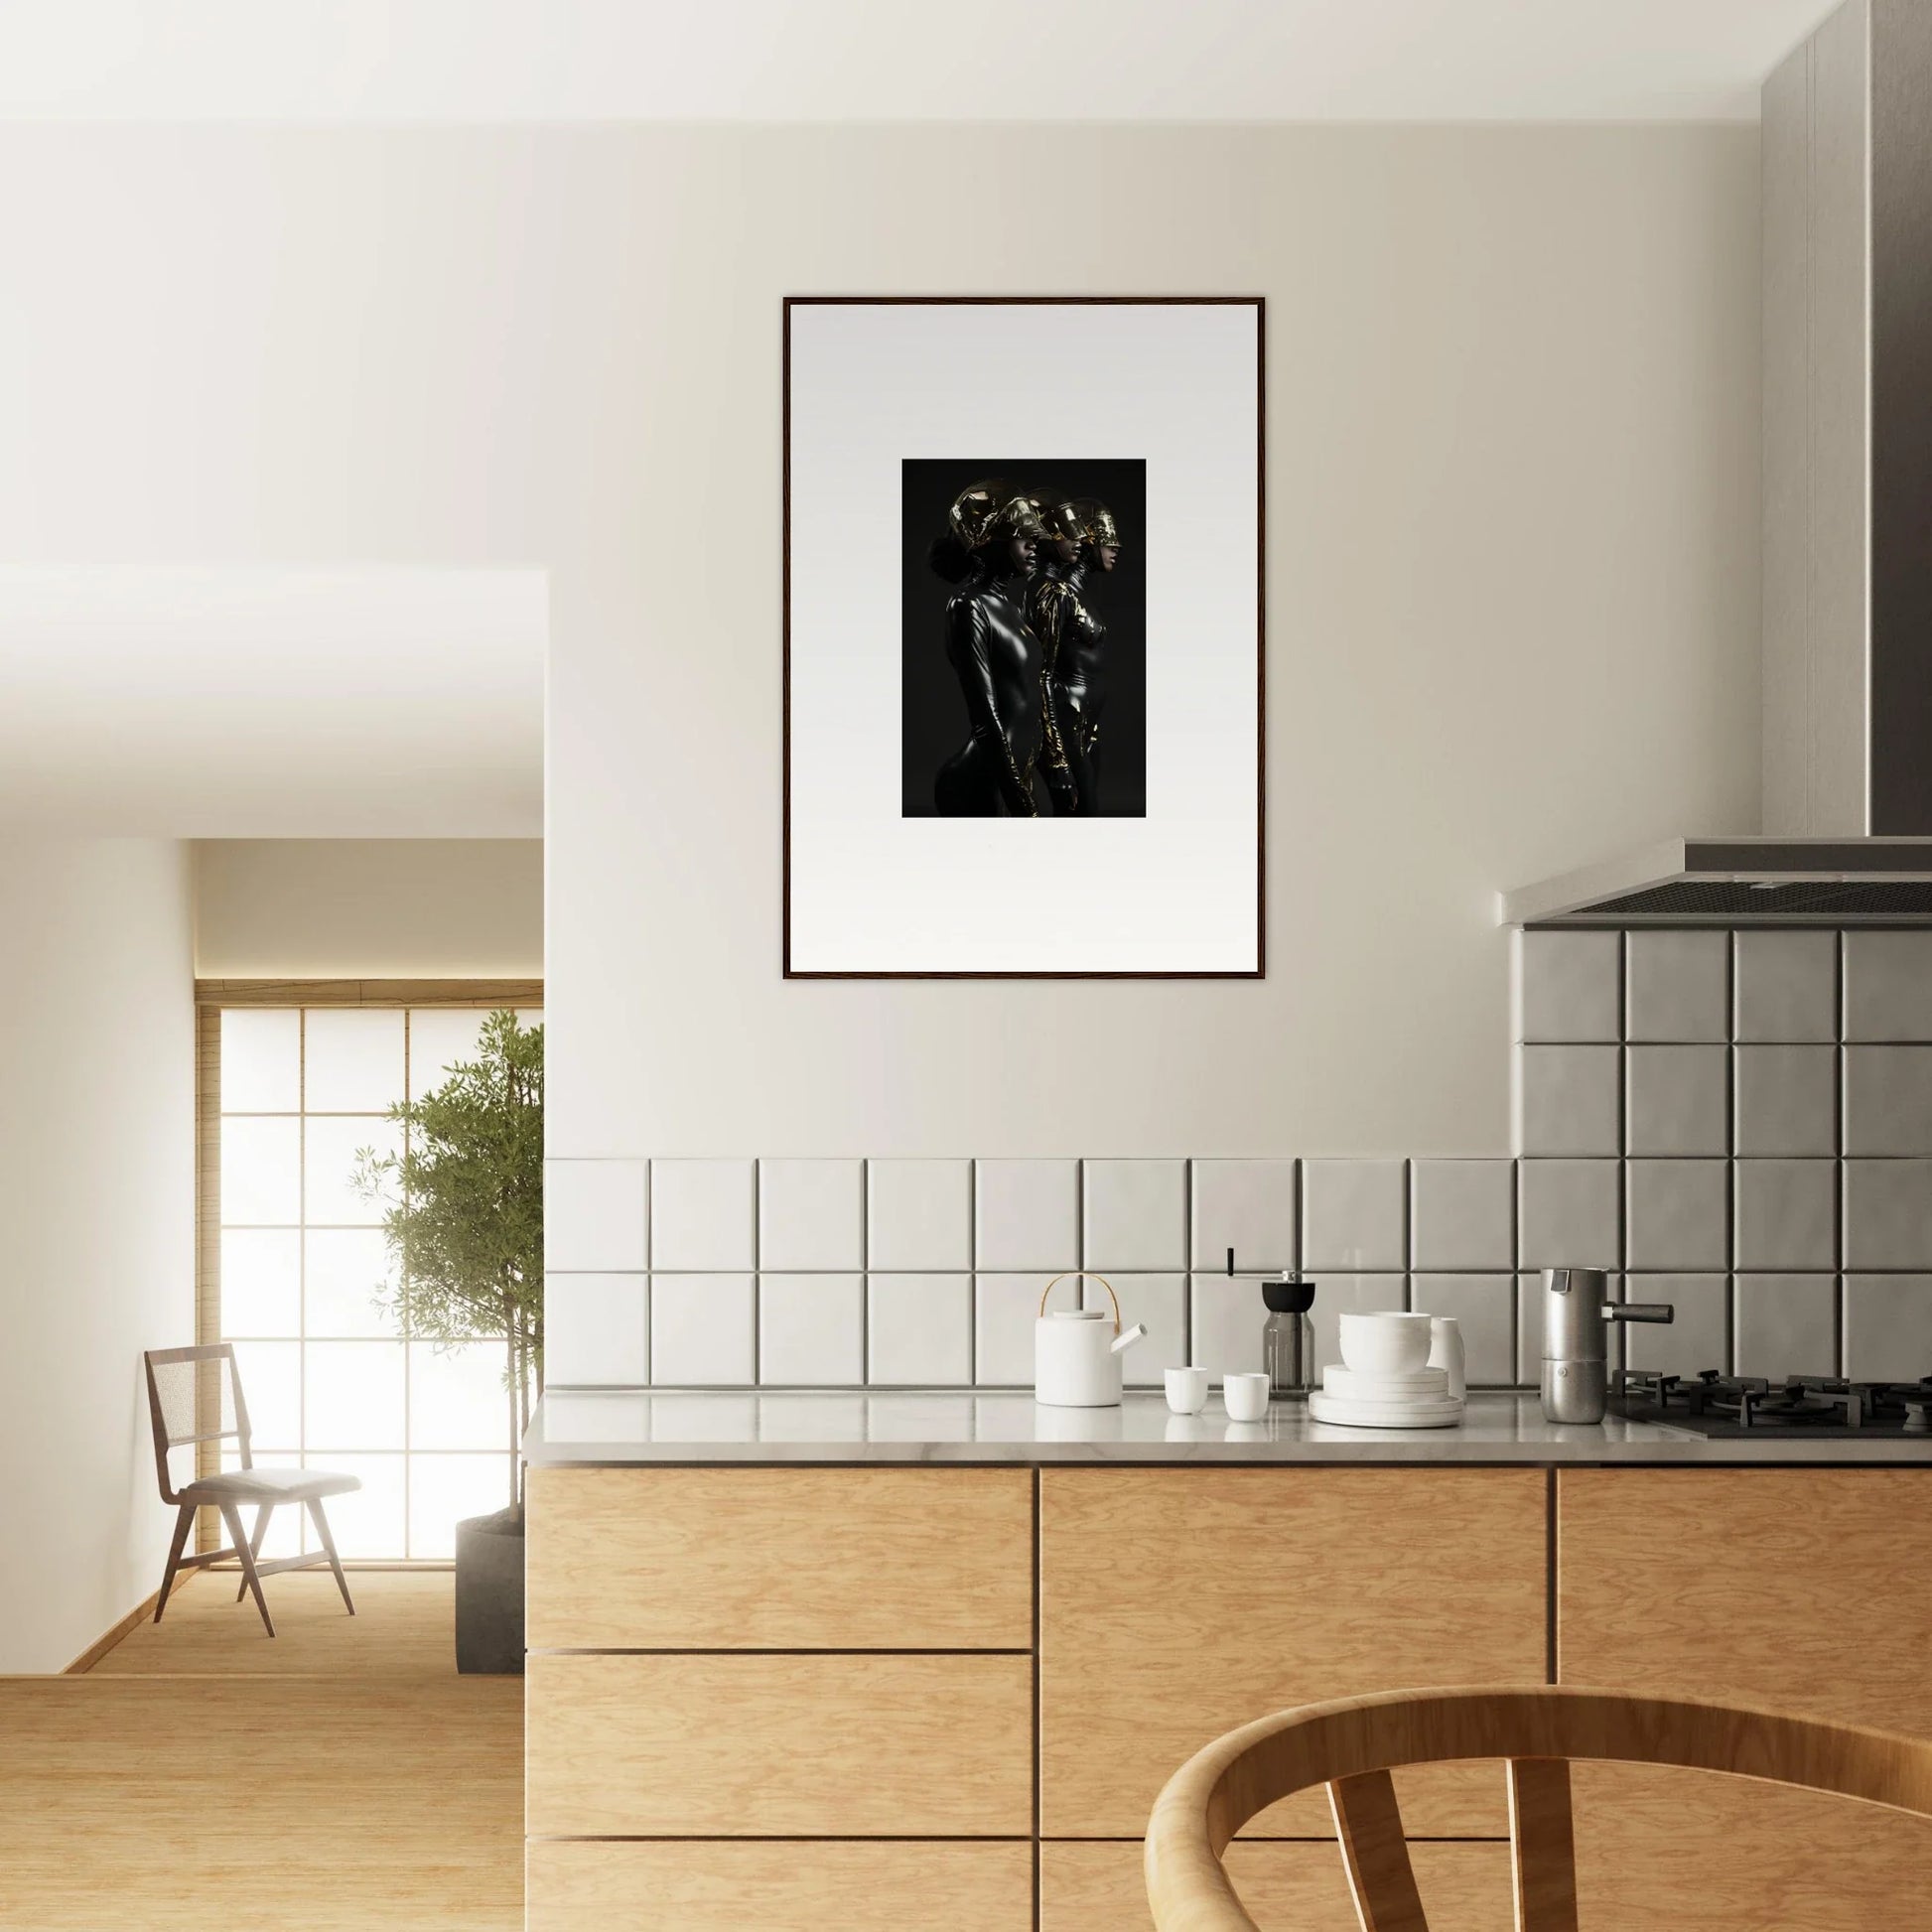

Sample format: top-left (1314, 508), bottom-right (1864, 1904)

top-left (180, 1466), bottom-right (362, 1505)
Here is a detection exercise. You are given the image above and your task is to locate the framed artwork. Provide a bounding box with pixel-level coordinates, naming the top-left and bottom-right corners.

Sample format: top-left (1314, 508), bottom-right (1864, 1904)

top-left (783, 297), bottom-right (1264, 978)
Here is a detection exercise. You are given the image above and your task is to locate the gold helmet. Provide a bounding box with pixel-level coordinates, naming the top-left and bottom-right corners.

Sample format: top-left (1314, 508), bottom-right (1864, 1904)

top-left (1042, 497), bottom-right (1120, 551)
top-left (948, 481), bottom-right (1050, 553)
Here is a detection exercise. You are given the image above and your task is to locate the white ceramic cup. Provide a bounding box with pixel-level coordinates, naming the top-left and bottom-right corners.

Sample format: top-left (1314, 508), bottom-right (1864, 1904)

top-left (1222, 1371), bottom-right (1272, 1423)
top-left (1338, 1311), bottom-right (1435, 1376)
top-left (1427, 1314), bottom-right (1467, 1400)
top-left (1165, 1366), bottom-right (1210, 1415)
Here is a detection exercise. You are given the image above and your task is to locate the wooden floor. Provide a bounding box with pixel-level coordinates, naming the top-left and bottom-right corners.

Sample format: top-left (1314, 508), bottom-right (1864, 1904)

top-left (0, 1571), bottom-right (522, 1930)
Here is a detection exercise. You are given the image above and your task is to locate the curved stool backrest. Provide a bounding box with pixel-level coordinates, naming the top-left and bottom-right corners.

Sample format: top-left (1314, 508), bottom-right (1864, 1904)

top-left (1144, 1685), bottom-right (1932, 1932)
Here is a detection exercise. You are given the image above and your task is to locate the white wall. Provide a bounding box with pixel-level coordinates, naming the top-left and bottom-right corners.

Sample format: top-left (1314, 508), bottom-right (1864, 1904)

top-left (0, 841), bottom-right (194, 1672)
top-left (0, 124), bottom-right (1760, 1160)
top-left (195, 839), bottom-right (543, 977)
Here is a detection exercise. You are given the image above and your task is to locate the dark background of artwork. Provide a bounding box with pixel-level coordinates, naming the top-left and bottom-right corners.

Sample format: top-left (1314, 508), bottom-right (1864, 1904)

top-left (900, 458), bottom-right (1147, 818)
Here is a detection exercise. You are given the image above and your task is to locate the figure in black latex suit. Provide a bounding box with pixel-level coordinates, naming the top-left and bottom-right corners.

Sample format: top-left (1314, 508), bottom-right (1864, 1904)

top-left (1029, 497), bottom-right (1120, 816)
top-left (929, 482), bottom-right (1051, 816)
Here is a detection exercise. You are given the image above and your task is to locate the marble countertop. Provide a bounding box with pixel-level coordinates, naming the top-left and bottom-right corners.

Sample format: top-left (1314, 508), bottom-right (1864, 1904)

top-left (523, 1389), bottom-right (1932, 1465)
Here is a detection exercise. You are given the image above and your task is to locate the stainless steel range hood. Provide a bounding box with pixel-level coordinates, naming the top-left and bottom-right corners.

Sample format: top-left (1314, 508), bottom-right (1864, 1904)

top-left (1502, 0), bottom-right (1932, 928)
top-left (1501, 839), bottom-right (1932, 927)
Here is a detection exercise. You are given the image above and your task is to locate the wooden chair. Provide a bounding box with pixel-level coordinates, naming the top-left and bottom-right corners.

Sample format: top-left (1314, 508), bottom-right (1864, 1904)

top-left (1144, 1684), bottom-right (1932, 1931)
top-left (144, 1343), bottom-right (361, 1638)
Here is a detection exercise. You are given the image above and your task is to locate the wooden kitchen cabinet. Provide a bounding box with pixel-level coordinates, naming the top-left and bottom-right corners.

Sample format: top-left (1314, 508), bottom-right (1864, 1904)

top-left (1038, 1467), bottom-right (1548, 1839)
top-left (527, 1841), bottom-right (1035, 1932)
top-left (526, 1651), bottom-right (1034, 1838)
top-left (1040, 1840), bottom-right (1513, 1932)
top-left (526, 1465), bottom-right (1033, 1650)
top-left (1558, 1469), bottom-right (1932, 1929)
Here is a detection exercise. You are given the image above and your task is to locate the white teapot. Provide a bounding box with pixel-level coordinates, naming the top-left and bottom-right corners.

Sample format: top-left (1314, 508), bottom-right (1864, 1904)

top-left (1035, 1273), bottom-right (1147, 1408)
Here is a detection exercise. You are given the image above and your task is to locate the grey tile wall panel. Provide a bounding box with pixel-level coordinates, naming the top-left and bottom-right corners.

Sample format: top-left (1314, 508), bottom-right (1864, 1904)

top-left (1734, 1045), bottom-right (1838, 1157)
top-left (1410, 1160), bottom-right (1516, 1271)
top-left (1844, 1161), bottom-right (1932, 1270)
top-left (1625, 1046), bottom-right (1729, 1158)
top-left (1620, 1274), bottom-right (1729, 1379)
top-left (1843, 1046), bottom-right (1932, 1156)
top-left (1843, 1275), bottom-right (1932, 1380)
top-left (1626, 930), bottom-right (1729, 1042)
top-left (1519, 1161), bottom-right (1621, 1273)
top-left (1517, 1045), bottom-right (1621, 1157)
top-left (1625, 1161), bottom-right (1729, 1271)
top-left (1732, 930), bottom-right (1839, 1042)
top-left (1733, 1160), bottom-right (1839, 1271)
top-left (1516, 929), bottom-right (1621, 1041)
top-left (1734, 1274), bottom-right (1841, 1380)
top-left (1844, 931), bottom-right (1932, 1040)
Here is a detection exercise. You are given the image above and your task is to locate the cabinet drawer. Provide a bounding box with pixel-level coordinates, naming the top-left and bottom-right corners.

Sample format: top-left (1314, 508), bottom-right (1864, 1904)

top-left (527, 1841), bottom-right (1034, 1932)
top-left (1039, 1467), bottom-right (1546, 1838)
top-left (526, 1466), bottom-right (1033, 1650)
top-left (1040, 1840), bottom-right (1512, 1932)
top-left (526, 1653), bottom-right (1034, 1837)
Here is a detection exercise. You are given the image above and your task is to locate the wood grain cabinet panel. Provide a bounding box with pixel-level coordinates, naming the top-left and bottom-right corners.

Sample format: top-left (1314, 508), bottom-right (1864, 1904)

top-left (525, 1653), bottom-right (1033, 1838)
top-left (1559, 1469), bottom-right (1932, 1930)
top-left (1039, 1468), bottom-right (1547, 1838)
top-left (527, 1841), bottom-right (1035, 1932)
top-left (1040, 1839), bottom-right (1512, 1932)
top-left (526, 1466), bottom-right (1033, 1650)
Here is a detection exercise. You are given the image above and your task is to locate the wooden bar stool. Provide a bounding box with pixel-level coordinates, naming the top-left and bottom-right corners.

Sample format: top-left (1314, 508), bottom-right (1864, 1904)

top-left (1144, 1684), bottom-right (1932, 1931)
top-left (144, 1344), bottom-right (361, 1638)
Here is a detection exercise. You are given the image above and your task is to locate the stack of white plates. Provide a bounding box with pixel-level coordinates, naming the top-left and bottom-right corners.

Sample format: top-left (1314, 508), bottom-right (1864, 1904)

top-left (1309, 1365), bottom-right (1463, 1429)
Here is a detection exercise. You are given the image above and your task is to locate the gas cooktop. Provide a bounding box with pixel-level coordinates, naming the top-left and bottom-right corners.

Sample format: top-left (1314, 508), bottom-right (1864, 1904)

top-left (1611, 1370), bottom-right (1932, 1438)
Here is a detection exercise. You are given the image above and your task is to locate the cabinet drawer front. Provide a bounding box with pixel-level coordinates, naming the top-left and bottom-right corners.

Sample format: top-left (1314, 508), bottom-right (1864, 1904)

top-left (1574, 1764), bottom-right (1932, 1932)
top-left (526, 1466), bottom-right (1033, 1650)
top-left (526, 1653), bottom-right (1033, 1837)
top-left (1039, 1467), bottom-right (1547, 1838)
top-left (1559, 1469), bottom-right (1932, 1727)
top-left (528, 1841), bottom-right (1034, 1932)
top-left (1040, 1840), bottom-right (1512, 1932)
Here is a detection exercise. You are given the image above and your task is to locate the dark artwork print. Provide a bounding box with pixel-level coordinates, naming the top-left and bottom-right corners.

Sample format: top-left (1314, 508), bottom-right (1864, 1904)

top-left (901, 460), bottom-right (1147, 818)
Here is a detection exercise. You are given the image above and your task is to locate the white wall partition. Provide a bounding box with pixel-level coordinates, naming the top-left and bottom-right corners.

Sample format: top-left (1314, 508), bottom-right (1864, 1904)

top-left (0, 840), bottom-right (194, 1673)
top-left (0, 122), bottom-right (1762, 1158)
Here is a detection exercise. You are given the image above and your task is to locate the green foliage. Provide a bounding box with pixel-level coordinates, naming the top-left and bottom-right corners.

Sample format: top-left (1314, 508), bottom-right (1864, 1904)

top-left (352, 1010), bottom-right (544, 1451)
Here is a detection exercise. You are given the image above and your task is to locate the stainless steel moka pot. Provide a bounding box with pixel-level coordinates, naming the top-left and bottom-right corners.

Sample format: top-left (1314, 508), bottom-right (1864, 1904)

top-left (1540, 1267), bottom-right (1674, 1424)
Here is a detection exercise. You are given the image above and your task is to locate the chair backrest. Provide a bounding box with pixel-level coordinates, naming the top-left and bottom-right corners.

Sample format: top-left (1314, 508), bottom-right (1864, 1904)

top-left (143, 1344), bottom-right (252, 1504)
top-left (1144, 1684), bottom-right (1932, 1932)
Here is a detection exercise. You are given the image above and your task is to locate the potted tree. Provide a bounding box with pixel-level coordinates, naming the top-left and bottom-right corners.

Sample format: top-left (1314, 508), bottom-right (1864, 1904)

top-left (354, 1009), bottom-right (543, 1674)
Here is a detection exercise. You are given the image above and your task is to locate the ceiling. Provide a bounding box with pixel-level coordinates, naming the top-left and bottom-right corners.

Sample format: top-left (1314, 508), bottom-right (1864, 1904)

top-left (0, 0), bottom-right (1841, 123)
top-left (0, 569), bottom-right (545, 838)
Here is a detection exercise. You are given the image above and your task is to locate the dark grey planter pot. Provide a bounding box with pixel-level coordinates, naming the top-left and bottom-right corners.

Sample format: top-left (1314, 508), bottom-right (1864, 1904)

top-left (455, 1505), bottom-right (525, 1675)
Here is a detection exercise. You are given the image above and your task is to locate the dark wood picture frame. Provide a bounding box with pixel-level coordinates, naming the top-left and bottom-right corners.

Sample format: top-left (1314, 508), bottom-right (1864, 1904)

top-left (781, 295), bottom-right (1266, 980)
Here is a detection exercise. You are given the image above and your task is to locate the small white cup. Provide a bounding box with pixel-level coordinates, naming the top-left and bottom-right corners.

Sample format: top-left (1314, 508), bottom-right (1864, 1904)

top-left (1222, 1371), bottom-right (1271, 1423)
top-left (1165, 1366), bottom-right (1210, 1415)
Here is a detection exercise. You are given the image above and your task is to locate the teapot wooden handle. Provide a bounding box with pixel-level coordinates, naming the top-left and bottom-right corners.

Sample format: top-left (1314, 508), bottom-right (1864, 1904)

top-left (1039, 1271), bottom-right (1122, 1334)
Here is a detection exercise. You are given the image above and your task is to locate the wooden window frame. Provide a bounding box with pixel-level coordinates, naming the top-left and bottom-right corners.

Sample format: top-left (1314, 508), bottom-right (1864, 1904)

top-left (195, 979), bottom-right (543, 1560)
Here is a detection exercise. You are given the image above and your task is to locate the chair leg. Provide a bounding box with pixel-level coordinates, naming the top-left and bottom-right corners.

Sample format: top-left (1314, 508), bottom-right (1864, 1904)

top-left (219, 1501), bottom-right (275, 1637)
top-left (153, 1501), bottom-right (197, 1624)
top-left (235, 1502), bottom-right (273, 1602)
top-left (307, 1496), bottom-right (355, 1616)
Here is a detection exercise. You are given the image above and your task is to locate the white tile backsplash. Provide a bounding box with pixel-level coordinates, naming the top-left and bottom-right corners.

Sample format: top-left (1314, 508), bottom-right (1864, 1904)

top-left (866, 1160), bottom-right (972, 1271)
top-left (1301, 1161), bottom-right (1406, 1271)
top-left (867, 1274), bottom-right (972, 1386)
top-left (544, 1159), bottom-right (647, 1273)
top-left (1189, 1159), bottom-right (1296, 1272)
top-left (973, 1273), bottom-right (1046, 1385)
top-left (1082, 1160), bottom-right (1186, 1271)
top-left (1188, 1273), bottom-right (1264, 1376)
top-left (552, 926), bottom-right (1932, 1393)
top-left (650, 1274), bottom-right (755, 1385)
top-left (650, 1160), bottom-right (757, 1272)
top-left (1410, 1160), bottom-right (1515, 1271)
top-left (974, 1160), bottom-right (1079, 1272)
top-left (758, 1273), bottom-right (864, 1385)
top-left (1081, 1271), bottom-right (1185, 1387)
top-left (758, 1160), bottom-right (864, 1271)
top-left (544, 1274), bottom-right (648, 1385)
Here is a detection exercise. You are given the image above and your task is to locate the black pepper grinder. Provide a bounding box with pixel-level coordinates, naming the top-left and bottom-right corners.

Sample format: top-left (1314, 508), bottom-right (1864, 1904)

top-left (1261, 1275), bottom-right (1317, 1400)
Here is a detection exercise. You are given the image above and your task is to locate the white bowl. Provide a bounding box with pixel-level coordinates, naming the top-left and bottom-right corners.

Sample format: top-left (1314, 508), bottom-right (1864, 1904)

top-left (1337, 1311), bottom-right (1436, 1375)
